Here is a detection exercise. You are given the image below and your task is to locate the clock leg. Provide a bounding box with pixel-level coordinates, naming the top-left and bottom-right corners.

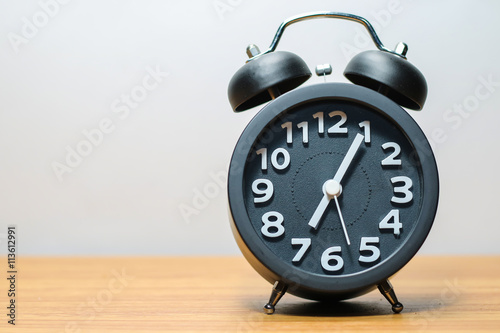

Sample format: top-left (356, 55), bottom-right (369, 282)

top-left (263, 281), bottom-right (288, 314)
top-left (377, 279), bottom-right (404, 313)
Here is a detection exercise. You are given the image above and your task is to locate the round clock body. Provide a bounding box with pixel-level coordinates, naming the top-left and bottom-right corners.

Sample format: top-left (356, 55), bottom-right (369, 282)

top-left (228, 82), bottom-right (439, 301)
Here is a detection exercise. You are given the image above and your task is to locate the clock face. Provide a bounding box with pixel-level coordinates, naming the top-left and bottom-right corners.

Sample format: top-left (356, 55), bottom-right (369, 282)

top-left (244, 99), bottom-right (421, 276)
top-left (228, 83), bottom-right (438, 298)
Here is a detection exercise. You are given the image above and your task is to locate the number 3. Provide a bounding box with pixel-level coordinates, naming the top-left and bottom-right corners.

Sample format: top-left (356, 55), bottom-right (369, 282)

top-left (391, 176), bottom-right (413, 204)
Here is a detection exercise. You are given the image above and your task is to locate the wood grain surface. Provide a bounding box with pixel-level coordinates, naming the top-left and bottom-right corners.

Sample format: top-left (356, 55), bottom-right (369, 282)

top-left (0, 256), bottom-right (499, 332)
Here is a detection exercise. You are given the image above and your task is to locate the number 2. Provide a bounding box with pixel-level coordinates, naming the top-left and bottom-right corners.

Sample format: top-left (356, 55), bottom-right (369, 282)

top-left (381, 142), bottom-right (402, 166)
top-left (328, 111), bottom-right (348, 134)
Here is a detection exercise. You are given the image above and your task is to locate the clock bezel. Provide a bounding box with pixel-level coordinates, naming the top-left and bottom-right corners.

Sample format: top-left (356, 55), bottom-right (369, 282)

top-left (228, 82), bottom-right (439, 300)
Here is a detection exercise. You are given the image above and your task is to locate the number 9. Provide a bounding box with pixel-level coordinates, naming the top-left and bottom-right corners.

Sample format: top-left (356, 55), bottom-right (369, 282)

top-left (252, 179), bottom-right (274, 203)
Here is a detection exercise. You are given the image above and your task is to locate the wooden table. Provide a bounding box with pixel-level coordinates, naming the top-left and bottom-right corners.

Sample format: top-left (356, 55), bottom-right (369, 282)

top-left (1, 256), bottom-right (499, 332)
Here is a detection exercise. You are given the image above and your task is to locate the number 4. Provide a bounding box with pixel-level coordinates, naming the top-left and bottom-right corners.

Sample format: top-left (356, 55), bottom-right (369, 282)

top-left (379, 209), bottom-right (402, 235)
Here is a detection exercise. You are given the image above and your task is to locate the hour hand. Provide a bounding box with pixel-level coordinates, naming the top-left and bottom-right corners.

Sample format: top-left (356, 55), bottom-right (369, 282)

top-left (308, 194), bottom-right (330, 230)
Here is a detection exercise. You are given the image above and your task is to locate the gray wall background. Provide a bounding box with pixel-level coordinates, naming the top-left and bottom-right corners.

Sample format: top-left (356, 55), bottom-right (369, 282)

top-left (0, 0), bottom-right (498, 255)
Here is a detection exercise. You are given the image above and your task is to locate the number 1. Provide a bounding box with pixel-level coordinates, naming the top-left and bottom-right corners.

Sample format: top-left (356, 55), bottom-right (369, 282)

top-left (313, 112), bottom-right (324, 134)
top-left (281, 122), bottom-right (292, 144)
top-left (297, 121), bottom-right (308, 144)
top-left (359, 121), bottom-right (371, 143)
top-left (256, 148), bottom-right (267, 171)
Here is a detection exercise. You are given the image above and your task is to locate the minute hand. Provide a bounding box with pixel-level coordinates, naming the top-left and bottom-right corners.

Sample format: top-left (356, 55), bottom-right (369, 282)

top-left (332, 133), bottom-right (365, 183)
top-left (307, 133), bottom-right (364, 230)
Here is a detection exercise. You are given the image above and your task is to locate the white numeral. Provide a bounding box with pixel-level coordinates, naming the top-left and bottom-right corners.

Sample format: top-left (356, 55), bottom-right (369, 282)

top-left (256, 148), bottom-right (290, 171)
top-left (261, 211), bottom-right (285, 238)
top-left (379, 209), bottom-right (402, 235)
top-left (391, 176), bottom-right (413, 204)
top-left (359, 237), bottom-right (380, 263)
top-left (359, 121), bottom-right (371, 143)
top-left (321, 246), bottom-right (344, 271)
top-left (381, 142), bottom-right (402, 166)
top-left (327, 111), bottom-right (348, 134)
top-left (312, 112), bottom-right (324, 134)
top-left (256, 148), bottom-right (267, 171)
top-left (281, 122), bottom-right (292, 144)
top-left (291, 238), bottom-right (311, 263)
top-left (270, 148), bottom-right (290, 170)
top-left (251, 179), bottom-right (274, 204)
top-left (297, 121), bottom-right (309, 144)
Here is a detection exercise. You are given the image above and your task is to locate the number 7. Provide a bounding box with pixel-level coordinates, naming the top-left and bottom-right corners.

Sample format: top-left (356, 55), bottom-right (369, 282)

top-left (291, 238), bottom-right (311, 263)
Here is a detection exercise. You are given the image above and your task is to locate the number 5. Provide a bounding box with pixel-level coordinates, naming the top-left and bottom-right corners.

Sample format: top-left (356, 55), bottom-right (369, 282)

top-left (358, 237), bottom-right (380, 263)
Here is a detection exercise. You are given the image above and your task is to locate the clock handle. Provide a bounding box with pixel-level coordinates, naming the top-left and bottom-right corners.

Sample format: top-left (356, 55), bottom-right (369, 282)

top-left (247, 12), bottom-right (404, 62)
top-left (378, 279), bottom-right (404, 313)
top-left (263, 281), bottom-right (288, 314)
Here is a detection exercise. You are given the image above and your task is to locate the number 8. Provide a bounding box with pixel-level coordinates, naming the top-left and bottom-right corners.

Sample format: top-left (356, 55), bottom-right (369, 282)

top-left (261, 211), bottom-right (285, 238)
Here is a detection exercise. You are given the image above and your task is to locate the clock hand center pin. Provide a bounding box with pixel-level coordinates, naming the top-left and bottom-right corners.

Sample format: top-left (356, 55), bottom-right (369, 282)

top-left (324, 179), bottom-right (342, 197)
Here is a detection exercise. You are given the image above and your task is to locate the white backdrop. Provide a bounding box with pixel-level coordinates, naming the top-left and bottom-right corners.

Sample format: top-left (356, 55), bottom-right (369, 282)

top-left (0, 0), bottom-right (499, 255)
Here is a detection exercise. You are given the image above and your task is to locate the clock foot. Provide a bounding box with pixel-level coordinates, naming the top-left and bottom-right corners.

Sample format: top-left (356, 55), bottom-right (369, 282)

top-left (378, 279), bottom-right (404, 313)
top-left (263, 281), bottom-right (288, 314)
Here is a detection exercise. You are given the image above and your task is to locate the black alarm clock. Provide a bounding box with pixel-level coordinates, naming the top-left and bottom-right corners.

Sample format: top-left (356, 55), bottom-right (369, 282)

top-left (227, 12), bottom-right (439, 314)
